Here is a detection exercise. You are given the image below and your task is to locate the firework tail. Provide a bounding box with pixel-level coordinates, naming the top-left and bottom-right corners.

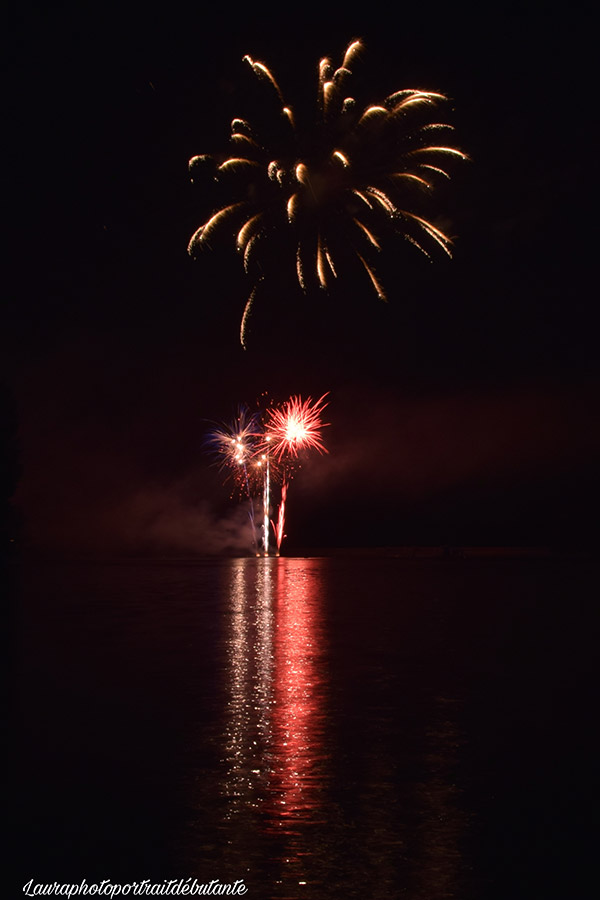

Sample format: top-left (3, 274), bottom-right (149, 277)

top-left (263, 451), bottom-right (270, 556)
top-left (272, 480), bottom-right (288, 556)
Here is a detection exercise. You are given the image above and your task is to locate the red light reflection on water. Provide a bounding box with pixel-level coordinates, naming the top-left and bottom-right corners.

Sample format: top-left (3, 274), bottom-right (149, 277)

top-left (265, 560), bottom-right (327, 831)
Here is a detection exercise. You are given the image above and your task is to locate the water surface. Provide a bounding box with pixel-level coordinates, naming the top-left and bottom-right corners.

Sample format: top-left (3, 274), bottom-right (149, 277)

top-left (11, 555), bottom-right (599, 898)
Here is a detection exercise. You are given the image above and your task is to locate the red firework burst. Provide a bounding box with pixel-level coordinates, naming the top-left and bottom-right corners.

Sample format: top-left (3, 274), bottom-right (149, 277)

top-left (264, 394), bottom-right (329, 460)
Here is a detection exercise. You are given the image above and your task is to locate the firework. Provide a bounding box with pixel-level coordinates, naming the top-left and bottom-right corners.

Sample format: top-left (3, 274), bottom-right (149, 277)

top-left (207, 406), bottom-right (262, 547)
top-left (188, 40), bottom-right (468, 345)
top-left (263, 394), bottom-right (329, 461)
top-left (207, 395), bottom-right (329, 554)
top-left (207, 406), bottom-right (261, 477)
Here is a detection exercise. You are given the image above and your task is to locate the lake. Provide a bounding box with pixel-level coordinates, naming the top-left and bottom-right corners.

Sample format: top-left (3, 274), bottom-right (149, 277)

top-left (10, 555), bottom-right (599, 898)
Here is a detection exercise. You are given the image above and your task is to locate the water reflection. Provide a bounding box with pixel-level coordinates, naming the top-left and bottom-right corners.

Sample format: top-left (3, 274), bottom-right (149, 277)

top-left (223, 558), bottom-right (328, 886)
top-left (267, 559), bottom-right (329, 831)
top-left (224, 558), bottom-right (275, 814)
top-left (217, 557), bottom-right (468, 898)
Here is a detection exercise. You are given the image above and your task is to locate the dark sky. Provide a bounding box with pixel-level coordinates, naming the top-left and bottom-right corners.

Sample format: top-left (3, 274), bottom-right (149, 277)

top-left (3, 1), bottom-right (598, 553)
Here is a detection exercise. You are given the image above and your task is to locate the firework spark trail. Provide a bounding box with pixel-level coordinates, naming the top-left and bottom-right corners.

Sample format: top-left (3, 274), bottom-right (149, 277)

top-left (262, 443), bottom-right (271, 556)
top-left (188, 40), bottom-right (468, 344)
top-left (272, 480), bottom-right (288, 555)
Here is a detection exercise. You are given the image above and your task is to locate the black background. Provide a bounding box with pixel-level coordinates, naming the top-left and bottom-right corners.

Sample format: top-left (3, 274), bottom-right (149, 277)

top-left (4, 1), bottom-right (598, 554)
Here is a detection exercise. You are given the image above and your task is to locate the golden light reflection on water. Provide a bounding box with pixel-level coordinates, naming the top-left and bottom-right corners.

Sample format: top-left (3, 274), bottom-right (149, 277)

top-left (223, 559), bottom-right (265, 811)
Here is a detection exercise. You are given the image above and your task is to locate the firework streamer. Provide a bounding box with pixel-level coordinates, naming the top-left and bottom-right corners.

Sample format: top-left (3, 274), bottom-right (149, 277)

top-left (262, 442), bottom-right (271, 556)
top-left (272, 480), bottom-right (288, 556)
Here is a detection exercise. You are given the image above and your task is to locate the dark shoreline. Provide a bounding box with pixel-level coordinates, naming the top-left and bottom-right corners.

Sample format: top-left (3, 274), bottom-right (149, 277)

top-left (6, 545), bottom-right (598, 563)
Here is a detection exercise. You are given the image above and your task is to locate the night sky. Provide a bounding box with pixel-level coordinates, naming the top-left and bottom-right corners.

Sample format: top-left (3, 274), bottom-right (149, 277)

top-left (4, 2), bottom-right (598, 554)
